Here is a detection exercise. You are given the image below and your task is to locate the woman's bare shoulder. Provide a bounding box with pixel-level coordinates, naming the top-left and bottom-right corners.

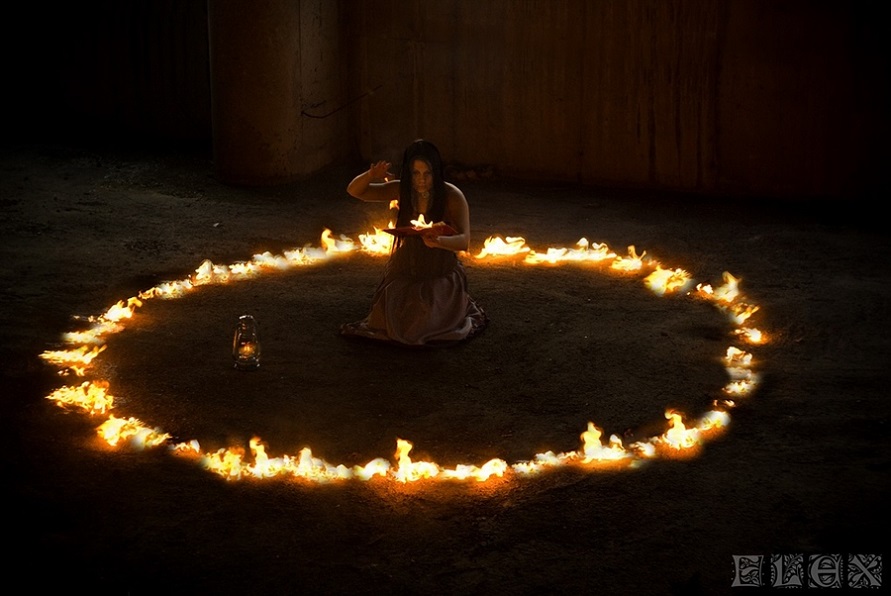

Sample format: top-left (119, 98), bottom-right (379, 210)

top-left (444, 182), bottom-right (468, 204)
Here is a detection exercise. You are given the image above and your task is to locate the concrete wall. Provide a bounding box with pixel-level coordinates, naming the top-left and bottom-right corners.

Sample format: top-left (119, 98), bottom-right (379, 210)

top-left (346, 0), bottom-right (886, 198)
top-left (4, 0), bottom-right (213, 145)
top-left (208, 0), bottom-right (350, 183)
top-left (3, 1), bottom-right (884, 197)
top-left (717, 1), bottom-right (884, 198)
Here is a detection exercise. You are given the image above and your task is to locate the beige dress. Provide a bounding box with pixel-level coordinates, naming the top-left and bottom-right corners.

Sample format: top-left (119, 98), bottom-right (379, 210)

top-left (340, 225), bottom-right (488, 347)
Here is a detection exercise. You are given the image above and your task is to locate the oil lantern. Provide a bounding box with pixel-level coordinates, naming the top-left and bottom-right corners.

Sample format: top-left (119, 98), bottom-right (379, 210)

top-left (232, 315), bottom-right (261, 370)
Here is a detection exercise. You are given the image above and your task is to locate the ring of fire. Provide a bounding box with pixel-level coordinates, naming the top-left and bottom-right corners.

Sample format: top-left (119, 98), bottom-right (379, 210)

top-left (40, 226), bottom-right (764, 485)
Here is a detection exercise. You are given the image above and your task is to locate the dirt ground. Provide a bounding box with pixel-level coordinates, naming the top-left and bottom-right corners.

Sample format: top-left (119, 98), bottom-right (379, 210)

top-left (2, 142), bottom-right (888, 595)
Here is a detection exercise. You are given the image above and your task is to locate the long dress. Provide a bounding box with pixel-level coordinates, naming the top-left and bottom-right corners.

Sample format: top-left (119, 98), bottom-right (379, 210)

top-left (340, 227), bottom-right (488, 347)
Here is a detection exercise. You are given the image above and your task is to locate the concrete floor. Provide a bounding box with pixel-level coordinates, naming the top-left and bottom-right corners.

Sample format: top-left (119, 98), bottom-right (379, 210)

top-left (2, 142), bottom-right (888, 594)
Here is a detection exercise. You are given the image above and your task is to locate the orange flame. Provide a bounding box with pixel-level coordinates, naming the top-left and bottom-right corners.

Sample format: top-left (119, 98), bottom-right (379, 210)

top-left (659, 410), bottom-right (700, 453)
top-left (441, 458), bottom-right (509, 481)
top-left (644, 266), bottom-right (691, 295)
top-left (393, 439), bottom-right (441, 482)
top-left (359, 226), bottom-right (395, 255)
top-left (733, 327), bottom-right (764, 344)
top-left (579, 422), bottom-right (632, 464)
top-left (726, 302), bottom-right (760, 325)
top-left (526, 238), bottom-right (620, 265)
top-left (721, 346), bottom-right (760, 398)
top-left (712, 271), bottom-right (741, 302)
top-left (409, 214), bottom-right (434, 228)
top-left (37, 227), bottom-right (769, 487)
top-left (98, 415), bottom-right (170, 449)
top-left (610, 245), bottom-right (647, 272)
top-left (46, 381), bottom-right (114, 414)
top-left (475, 235), bottom-right (531, 258)
top-left (40, 345), bottom-right (107, 370)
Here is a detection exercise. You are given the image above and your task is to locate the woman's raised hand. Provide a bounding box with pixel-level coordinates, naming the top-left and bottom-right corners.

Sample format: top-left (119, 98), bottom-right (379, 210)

top-left (348, 160), bottom-right (394, 200)
top-left (369, 160), bottom-right (393, 181)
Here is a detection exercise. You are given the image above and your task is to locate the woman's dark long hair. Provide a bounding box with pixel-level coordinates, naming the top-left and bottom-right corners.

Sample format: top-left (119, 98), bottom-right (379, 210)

top-left (396, 139), bottom-right (447, 228)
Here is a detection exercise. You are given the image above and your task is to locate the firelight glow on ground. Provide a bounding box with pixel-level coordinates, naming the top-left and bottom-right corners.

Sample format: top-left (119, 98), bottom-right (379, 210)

top-left (40, 220), bottom-right (764, 487)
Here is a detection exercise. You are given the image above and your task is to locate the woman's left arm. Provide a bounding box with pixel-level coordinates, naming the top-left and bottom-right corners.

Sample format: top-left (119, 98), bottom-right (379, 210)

top-left (423, 183), bottom-right (470, 252)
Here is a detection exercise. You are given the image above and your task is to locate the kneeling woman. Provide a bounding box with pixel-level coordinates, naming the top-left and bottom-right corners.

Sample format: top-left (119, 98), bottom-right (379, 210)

top-left (340, 139), bottom-right (488, 347)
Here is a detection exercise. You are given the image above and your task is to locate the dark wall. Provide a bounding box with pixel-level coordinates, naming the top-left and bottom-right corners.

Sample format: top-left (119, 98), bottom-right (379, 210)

top-left (347, 0), bottom-right (888, 198)
top-left (4, 0), bottom-right (211, 148)
top-left (3, 1), bottom-right (886, 198)
top-left (208, 0), bottom-right (351, 183)
top-left (717, 1), bottom-right (887, 198)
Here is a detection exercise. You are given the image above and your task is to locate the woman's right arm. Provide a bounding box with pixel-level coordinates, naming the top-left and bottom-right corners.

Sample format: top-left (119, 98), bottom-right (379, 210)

top-left (347, 160), bottom-right (398, 202)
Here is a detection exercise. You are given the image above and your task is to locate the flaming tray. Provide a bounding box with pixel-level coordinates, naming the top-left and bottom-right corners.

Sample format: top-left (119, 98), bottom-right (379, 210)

top-left (383, 223), bottom-right (458, 237)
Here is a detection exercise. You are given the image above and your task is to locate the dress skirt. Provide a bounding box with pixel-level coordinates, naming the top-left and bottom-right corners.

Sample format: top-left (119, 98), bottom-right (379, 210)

top-left (340, 235), bottom-right (488, 347)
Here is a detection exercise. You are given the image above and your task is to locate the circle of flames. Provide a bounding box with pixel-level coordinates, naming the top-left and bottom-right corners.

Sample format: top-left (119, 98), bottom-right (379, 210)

top-left (39, 224), bottom-right (764, 486)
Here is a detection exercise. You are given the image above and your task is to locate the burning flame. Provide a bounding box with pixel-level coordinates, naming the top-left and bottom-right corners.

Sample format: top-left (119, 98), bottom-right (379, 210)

top-left (610, 245), bottom-right (646, 272)
top-left (475, 235), bottom-right (531, 258)
top-left (393, 439), bottom-right (441, 482)
top-left (526, 238), bottom-right (621, 266)
top-left (645, 266), bottom-right (692, 295)
top-left (98, 415), bottom-right (171, 449)
top-left (40, 345), bottom-right (107, 370)
top-left (579, 422), bottom-right (632, 464)
top-left (409, 214), bottom-right (434, 228)
top-left (726, 302), bottom-right (760, 326)
top-left (359, 226), bottom-right (395, 255)
top-left (659, 410), bottom-right (700, 453)
top-left (694, 271), bottom-right (741, 302)
top-left (38, 225), bottom-right (767, 487)
top-left (47, 381), bottom-right (114, 415)
top-left (733, 327), bottom-right (764, 344)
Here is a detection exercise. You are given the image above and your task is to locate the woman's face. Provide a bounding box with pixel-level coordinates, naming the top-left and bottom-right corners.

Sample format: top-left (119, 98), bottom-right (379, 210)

top-left (411, 159), bottom-right (433, 194)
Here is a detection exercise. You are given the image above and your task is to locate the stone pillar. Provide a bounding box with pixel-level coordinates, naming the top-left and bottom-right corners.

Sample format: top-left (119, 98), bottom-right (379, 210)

top-left (207, 0), bottom-right (302, 185)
